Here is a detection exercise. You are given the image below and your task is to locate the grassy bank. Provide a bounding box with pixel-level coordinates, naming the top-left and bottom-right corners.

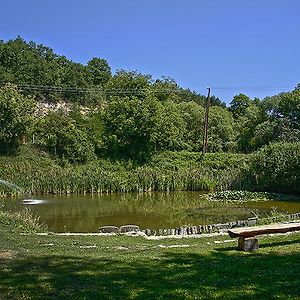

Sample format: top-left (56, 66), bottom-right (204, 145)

top-left (0, 145), bottom-right (250, 196)
top-left (0, 210), bottom-right (300, 299)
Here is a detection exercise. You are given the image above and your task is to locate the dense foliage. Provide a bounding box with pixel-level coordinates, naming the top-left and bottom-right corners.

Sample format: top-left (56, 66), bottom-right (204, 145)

top-left (0, 146), bottom-right (250, 196)
top-left (0, 37), bottom-right (299, 193)
top-left (0, 84), bottom-right (35, 152)
top-left (251, 142), bottom-right (300, 194)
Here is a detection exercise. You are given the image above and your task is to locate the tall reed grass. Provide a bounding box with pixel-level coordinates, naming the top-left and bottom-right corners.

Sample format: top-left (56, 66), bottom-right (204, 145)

top-left (0, 146), bottom-right (250, 196)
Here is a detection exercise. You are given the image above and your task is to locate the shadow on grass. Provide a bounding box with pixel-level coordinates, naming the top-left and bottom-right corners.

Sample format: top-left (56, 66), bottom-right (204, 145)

top-left (0, 250), bottom-right (300, 299)
top-left (218, 239), bottom-right (300, 252)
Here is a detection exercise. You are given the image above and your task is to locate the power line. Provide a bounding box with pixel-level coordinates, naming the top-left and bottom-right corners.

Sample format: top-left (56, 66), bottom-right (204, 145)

top-left (0, 82), bottom-right (295, 95)
top-left (211, 86), bottom-right (293, 91)
top-left (0, 82), bottom-right (195, 95)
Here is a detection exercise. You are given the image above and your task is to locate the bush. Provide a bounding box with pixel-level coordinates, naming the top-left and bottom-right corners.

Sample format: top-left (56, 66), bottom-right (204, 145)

top-left (251, 142), bottom-right (300, 194)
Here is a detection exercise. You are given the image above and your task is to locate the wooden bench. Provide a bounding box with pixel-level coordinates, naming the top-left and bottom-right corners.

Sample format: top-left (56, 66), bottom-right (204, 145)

top-left (228, 222), bottom-right (300, 251)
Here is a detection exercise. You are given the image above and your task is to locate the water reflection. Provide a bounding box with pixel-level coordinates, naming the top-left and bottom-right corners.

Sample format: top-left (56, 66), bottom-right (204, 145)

top-left (22, 199), bottom-right (47, 205)
top-left (2, 192), bottom-right (300, 233)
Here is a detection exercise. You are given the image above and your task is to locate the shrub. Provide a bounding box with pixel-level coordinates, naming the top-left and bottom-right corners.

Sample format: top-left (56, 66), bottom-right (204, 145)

top-left (251, 142), bottom-right (300, 194)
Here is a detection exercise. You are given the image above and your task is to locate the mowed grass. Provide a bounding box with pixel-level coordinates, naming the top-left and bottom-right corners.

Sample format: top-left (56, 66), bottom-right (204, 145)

top-left (0, 218), bottom-right (300, 300)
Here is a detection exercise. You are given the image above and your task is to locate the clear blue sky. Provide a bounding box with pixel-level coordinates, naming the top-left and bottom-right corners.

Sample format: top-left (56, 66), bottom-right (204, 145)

top-left (1, 0), bottom-right (299, 103)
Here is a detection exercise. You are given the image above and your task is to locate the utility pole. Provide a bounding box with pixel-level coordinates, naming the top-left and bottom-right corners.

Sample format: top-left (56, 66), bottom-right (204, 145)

top-left (202, 87), bottom-right (211, 155)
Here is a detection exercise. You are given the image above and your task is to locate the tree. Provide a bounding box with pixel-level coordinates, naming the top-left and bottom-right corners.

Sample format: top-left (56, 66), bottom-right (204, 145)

top-left (229, 93), bottom-right (252, 118)
top-left (208, 106), bottom-right (237, 152)
top-left (0, 84), bottom-right (35, 152)
top-left (35, 110), bottom-right (95, 163)
top-left (102, 96), bottom-right (185, 160)
top-left (178, 101), bottom-right (205, 151)
top-left (251, 142), bottom-right (300, 194)
top-left (277, 88), bottom-right (300, 129)
top-left (86, 58), bottom-right (111, 86)
top-left (155, 101), bottom-right (186, 151)
top-left (103, 96), bottom-right (160, 160)
top-left (105, 70), bottom-right (152, 100)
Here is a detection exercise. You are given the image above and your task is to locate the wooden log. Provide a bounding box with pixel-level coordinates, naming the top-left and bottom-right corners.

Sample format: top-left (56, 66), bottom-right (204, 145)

top-left (229, 222), bottom-right (300, 238)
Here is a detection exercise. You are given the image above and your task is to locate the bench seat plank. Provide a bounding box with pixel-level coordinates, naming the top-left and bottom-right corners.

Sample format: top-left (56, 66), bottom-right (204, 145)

top-left (228, 222), bottom-right (300, 238)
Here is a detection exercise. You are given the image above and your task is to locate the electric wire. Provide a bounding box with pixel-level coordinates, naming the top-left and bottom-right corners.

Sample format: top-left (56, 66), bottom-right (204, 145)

top-left (0, 81), bottom-right (294, 95)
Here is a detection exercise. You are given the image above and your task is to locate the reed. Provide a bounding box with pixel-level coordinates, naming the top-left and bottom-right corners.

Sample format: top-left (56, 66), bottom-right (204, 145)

top-left (0, 146), bottom-right (250, 196)
top-left (0, 207), bottom-right (46, 232)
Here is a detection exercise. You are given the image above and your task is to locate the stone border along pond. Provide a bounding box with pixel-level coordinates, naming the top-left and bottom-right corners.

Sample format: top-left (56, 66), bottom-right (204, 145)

top-left (98, 212), bottom-right (300, 237)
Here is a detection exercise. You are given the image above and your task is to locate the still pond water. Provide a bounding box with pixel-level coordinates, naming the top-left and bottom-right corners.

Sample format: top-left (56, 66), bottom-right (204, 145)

top-left (2, 192), bottom-right (300, 232)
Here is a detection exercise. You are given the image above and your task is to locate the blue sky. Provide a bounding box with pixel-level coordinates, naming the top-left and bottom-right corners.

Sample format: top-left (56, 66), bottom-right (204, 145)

top-left (1, 0), bottom-right (299, 103)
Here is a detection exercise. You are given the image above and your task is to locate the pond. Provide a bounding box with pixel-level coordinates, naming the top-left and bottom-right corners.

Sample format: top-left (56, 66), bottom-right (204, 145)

top-left (2, 192), bottom-right (300, 232)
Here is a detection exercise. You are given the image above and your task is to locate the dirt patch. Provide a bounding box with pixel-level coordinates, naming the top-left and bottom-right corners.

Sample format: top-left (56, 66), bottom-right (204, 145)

top-left (0, 250), bottom-right (15, 260)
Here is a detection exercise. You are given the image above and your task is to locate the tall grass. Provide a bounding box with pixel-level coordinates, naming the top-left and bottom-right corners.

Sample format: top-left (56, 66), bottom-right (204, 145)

top-left (0, 207), bottom-right (46, 232)
top-left (0, 146), bottom-right (250, 196)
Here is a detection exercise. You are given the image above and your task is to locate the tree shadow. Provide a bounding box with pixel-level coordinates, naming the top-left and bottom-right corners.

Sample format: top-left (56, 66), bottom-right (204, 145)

top-left (0, 250), bottom-right (300, 299)
top-left (218, 238), bottom-right (300, 252)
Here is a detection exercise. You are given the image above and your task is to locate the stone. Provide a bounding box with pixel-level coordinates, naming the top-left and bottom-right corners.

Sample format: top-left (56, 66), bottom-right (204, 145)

top-left (238, 237), bottom-right (259, 251)
top-left (247, 217), bottom-right (258, 226)
top-left (120, 225), bottom-right (140, 233)
top-left (99, 226), bottom-right (119, 233)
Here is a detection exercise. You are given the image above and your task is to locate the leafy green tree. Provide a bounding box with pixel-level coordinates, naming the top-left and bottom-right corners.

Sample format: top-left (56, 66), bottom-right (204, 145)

top-left (86, 58), bottom-right (111, 86)
top-left (152, 77), bottom-right (182, 103)
top-left (155, 101), bottom-right (186, 151)
top-left (0, 37), bottom-right (59, 99)
top-left (103, 96), bottom-right (185, 160)
top-left (277, 87), bottom-right (300, 129)
top-left (229, 93), bottom-right (252, 118)
top-left (61, 62), bottom-right (90, 102)
top-left (251, 142), bottom-right (300, 194)
top-left (69, 107), bottom-right (105, 156)
top-left (35, 110), bottom-right (95, 163)
top-left (253, 119), bottom-right (300, 149)
top-left (102, 96), bottom-right (160, 160)
top-left (105, 70), bottom-right (152, 100)
top-left (254, 86), bottom-right (300, 148)
top-left (208, 106), bottom-right (237, 152)
top-left (178, 101), bottom-right (205, 151)
top-left (0, 84), bottom-right (35, 152)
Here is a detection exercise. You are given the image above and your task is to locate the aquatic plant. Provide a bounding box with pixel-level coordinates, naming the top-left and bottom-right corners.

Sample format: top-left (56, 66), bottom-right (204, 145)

top-left (203, 190), bottom-right (279, 203)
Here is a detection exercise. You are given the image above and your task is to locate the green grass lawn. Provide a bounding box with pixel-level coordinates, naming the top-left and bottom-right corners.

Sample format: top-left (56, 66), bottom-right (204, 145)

top-left (0, 215), bottom-right (300, 299)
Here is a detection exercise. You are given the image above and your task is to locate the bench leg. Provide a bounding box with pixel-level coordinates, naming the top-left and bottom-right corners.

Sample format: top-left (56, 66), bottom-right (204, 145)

top-left (238, 237), bottom-right (259, 251)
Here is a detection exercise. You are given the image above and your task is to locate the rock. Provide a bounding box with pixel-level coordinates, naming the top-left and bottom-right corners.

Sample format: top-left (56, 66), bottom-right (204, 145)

top-left (238, 237), bottom-right (259, 251)
top-left (120, 225), bottom-right (140, 233)
top-left (99, 226), bottom-right (119, 233)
